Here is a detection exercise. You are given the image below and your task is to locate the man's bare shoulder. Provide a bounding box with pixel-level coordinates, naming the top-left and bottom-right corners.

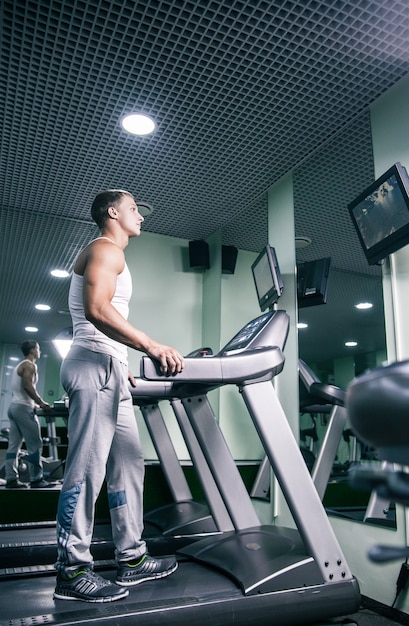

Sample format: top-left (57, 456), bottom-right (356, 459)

top-left (75, 238), bottom-right (124, 275)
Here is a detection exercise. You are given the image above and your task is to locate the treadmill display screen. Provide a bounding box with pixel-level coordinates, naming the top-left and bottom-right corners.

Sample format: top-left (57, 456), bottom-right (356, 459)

top-left (221, 311), bottom-right (273, 353)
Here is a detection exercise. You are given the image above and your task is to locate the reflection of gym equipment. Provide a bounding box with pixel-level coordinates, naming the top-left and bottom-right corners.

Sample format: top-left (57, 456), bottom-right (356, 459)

top-left (347, 360), bottom-right (409, 562)
top-left (342, 428), bottom-right (362, 465)
top-left (252, 359), bottom-right (347, 501)
top-left (35, 402), bottom-right (68, 480)
top-left (0, 308), bottom-right (360, 625)
top-left (299, 361), bottom-right (392, 522)
top-left (299, 411), bottom-right (320, 472)
top-left (252, 358), bottom-right (392, 527)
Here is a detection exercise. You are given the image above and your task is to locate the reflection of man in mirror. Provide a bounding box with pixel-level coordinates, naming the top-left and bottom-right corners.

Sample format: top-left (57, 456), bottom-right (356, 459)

top-left (5, 340), bottom-right (54, 489)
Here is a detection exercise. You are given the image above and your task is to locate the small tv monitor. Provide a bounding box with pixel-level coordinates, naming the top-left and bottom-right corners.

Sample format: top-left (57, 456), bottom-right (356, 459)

top-left (348, 162), bottom-right (409, 265)
top-left (297, 257), bottom-right (331, 309)
top-left (251, 245), bottom-right (284, 312)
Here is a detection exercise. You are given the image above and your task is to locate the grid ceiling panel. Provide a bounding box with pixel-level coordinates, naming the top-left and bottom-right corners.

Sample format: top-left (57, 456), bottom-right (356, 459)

top-left (0, 0), bottom-right (409, 358)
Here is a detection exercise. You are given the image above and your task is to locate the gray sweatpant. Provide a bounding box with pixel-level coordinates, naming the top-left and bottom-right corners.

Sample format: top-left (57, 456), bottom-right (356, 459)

top-left (5, 403), bottom-right (43, 483)
top-left (56, 345), bottom-right (146, 575)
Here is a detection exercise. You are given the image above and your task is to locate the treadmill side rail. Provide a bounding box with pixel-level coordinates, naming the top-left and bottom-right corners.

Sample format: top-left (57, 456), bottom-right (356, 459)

top-left (241, 380), bottom-right (354, 584)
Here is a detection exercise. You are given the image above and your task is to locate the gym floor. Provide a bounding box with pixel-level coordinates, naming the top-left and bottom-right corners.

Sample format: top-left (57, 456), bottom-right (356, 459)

top-left (338, 596), bottom-right (409, 626)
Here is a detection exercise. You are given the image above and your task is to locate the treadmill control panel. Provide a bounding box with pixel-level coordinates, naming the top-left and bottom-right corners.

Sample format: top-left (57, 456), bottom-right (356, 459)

top-left (220, 311), bottom-right (274, 354)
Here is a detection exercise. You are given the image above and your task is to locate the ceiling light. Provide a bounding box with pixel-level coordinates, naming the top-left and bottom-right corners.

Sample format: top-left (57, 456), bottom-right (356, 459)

top-left (295, 236), bottom-right (312, 249)
top-left (297, 322), bottom-right (308, 329)
top-left (25, 326), bottom-right (38, 333)
top-left (121, 113), bottom-right (156, 136)
top-left (51, 269), bottom-right (70, 278)
top-left (35, 303), bottom-right (51, 311)
top-left (345, 341), bottom-right (358, 347)
top-left (136, 201), bottom-right (154, 217)
top-left (53, 327), bottom-right (73, 359)
top-left (355, 302), bottom-right (373, 310)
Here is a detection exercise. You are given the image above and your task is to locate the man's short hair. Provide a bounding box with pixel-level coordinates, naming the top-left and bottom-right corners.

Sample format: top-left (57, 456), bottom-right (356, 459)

top-left (21, 340), bottom-right (38, 356)
top-left (91, 190), bottom-right (133, 229)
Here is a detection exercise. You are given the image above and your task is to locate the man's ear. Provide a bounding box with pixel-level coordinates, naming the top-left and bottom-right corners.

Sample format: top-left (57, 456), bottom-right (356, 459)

top-left (107, 206), bottom-right (118, 219)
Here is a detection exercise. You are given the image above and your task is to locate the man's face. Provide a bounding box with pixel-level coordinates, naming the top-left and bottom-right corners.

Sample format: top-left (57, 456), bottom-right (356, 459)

top-left (116, 195), bottom-right (144, 237)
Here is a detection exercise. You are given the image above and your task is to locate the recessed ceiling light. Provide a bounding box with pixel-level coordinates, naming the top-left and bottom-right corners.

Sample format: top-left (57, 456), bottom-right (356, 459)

top-left (121, 113), bottom-right (156, 136)
top-left (295, 236), bottom-right (312, 249)
top-left (35, 303), bottom-right (51, 311)
top-left (355, 302), bottom-right (373, 310)
top-left (136, 201), bottom-right (154, 217)
top-left (297, 322), bottom-right (308, 329)
top-left (25, 326), bottom-right (38, 333)
top-left (345, 341), bottom-right (358, 347)
top-left (51, 269), bottom-right (70, 278)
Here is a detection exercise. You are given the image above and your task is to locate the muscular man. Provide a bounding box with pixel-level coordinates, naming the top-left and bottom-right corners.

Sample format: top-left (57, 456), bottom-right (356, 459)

top-left (54, 189), bottom-right (185, 603)
top-left (5, 340), bottom-right (52, 489)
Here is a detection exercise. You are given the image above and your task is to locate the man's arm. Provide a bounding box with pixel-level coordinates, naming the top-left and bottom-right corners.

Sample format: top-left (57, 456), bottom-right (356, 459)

top-left (82, 242), bottom-right (184, 374)
top-left (19, 362), bottom-right (51, 408)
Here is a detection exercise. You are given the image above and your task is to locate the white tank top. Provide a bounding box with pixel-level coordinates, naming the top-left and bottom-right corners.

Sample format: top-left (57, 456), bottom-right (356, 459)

top-left (11, 360), bottom-right (36, 407)
top-left (69, 258), bottom-right (132, 365)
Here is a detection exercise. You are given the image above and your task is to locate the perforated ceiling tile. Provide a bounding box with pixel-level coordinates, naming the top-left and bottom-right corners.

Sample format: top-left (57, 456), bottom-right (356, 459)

top-left (1, 0), bottom-right (409, 358)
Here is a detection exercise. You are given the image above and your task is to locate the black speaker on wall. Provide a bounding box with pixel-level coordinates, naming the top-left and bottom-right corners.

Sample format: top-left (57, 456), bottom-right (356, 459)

top-left (189, 240), bottom-right (210, 270)
top-left (222, 245), bottom-right (238, 274)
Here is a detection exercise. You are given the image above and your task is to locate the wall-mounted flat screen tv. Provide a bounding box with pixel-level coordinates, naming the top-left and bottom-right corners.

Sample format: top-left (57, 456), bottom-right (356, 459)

top-left (296, 257), bottom-right (331, 308)
top-left (348, 162), bottom-right (409, 265)
top-left (251, 245), bottom-right (284, 312)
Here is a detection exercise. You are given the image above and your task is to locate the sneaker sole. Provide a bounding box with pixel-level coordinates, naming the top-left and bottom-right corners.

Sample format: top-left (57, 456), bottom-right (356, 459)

top-left (116, 562), bottom-right (178, 587)
top-left (53, 589), bottom-right (129, 603)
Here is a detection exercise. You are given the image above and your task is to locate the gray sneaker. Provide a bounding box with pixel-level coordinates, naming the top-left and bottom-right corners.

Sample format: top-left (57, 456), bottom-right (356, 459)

top-left (54, 568), bottom-right (129, 602)
top-left (116, 553), bottom-right (178, 586)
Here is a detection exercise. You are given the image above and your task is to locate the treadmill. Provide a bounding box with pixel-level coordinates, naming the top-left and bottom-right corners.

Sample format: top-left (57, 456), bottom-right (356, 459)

top-left (0, 307), bottom-right (360, 625)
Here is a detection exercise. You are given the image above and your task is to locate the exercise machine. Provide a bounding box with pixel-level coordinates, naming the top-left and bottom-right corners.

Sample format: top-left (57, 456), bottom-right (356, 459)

top-left (132, 377), bottom-right (220, 537)
top-left (0, 308), bottom-right (359, 625)
top-left (297, 360), bottom-right (391, 522)
top-left (347, 359), bottom-right (409, 562)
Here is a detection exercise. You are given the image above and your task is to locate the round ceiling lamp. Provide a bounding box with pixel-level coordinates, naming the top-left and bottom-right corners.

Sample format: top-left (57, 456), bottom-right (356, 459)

top-left (295, 236), bottom-right (312, 249)
top-left (51, 269), bottom-right (70, 278)
top-left (121, 113), bottom-right (156, 136)
top-left (136, 201), bottom-right (154, 217)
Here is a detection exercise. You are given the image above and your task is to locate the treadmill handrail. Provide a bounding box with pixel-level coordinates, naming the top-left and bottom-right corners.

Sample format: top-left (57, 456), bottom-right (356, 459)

top-left (141, 346), bottom-right (285, 386)
top-left (299, 359), bottom-right (345, 406)
top-left (130, 378), bottom-right (175, 402)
